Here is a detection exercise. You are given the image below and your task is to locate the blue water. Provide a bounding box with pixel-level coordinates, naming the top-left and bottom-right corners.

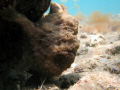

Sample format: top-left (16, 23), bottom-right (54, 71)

top-left (48, 0), bottom-right (120, 16)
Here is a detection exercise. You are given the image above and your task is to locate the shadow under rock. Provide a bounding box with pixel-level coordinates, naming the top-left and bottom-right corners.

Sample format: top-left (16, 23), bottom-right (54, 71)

top-left (50, 73), bottom-right (80, 89)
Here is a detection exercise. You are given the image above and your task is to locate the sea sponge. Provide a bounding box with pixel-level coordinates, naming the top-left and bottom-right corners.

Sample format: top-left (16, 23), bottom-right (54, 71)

top-left (15, 0), bottom-right (51, 22)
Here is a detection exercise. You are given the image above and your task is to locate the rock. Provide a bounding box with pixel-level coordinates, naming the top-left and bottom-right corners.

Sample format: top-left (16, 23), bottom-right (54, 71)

top-left (0, 68), bottom-right (32, 90)
top-left (80, 33), bottom-right (88, 38)
top-left (106, 45), bottom-right (120, 55)
top-left (0, 0), bottom-right (51, 72)
top-left (49, 3), bottom-right (67, 14)
top-left (100, 55), bottom-right (106, 58)
top-left (118, 34), bottom-right (120, 40)
top-left (18, 72), bottom-right (32, 89)
top-left (0, 81), bottom-right (4, 90)
top-left (0, 0), bottom-right (51, 22)
top-left (69, 71), bottom-right (120, 90)
top-left (0, 2), bottom-right (79, 89)
top-left (106, 56), bottom-right (111, 59)
top-left (0, 69), bottom-right (19, 90)
top-left (0, 1), bottom-right (79, 81)
top-left (111, 46), bottom-right (120, 55)
top-left (28, 3), bottom-right (79, 76)
top-left (49, 73), bottom-right (80, 89)
top-left (16, 0), bottom-right (51, 22)
top-left (89, 34), bottom-right (106, 47)
top-left (117, 62), bottom-right (120, 69)
top-left (0, 0), bottom-right (15, 8)
top-left (59, 74), bottom-right (80, 89)
top-left (77, 48), bottom-right (88, 55)
top-left (25, 74), bottom-right (45, 89)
